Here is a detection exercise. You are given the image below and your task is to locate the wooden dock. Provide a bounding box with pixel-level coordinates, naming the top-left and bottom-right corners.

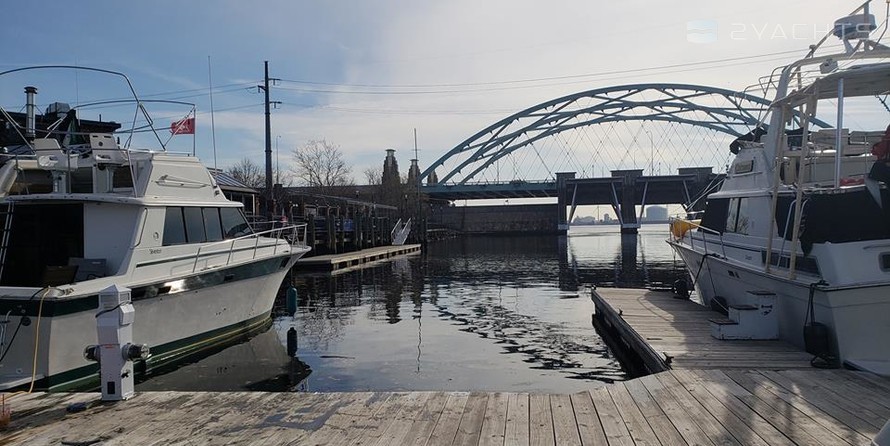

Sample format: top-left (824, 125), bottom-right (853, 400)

top-left (5, 368), bottom-right (889, 445)
top-left (590, 288), bottom-right (814, 373)
top-left (4, 287), bottom-right (887, 445)
top-left (296, 244), bottom-right (421, 272)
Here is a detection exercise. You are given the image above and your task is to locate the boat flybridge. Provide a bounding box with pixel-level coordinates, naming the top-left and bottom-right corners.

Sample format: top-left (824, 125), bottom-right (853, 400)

top-left (668, 2), bottom-right (890, 375)
top-left (0, 66), bottom-right (310, 390)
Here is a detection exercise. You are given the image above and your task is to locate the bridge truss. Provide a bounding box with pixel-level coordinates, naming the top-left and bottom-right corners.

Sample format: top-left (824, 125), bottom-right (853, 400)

top-left (420, 83), bottom-right (827, 186)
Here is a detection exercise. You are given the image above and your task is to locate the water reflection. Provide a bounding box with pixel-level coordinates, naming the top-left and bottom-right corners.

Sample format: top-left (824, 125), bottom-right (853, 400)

top-left (136, 322), bottom-right (312, 392)
top-left (565, 225), bottom-right (687, 288)
top-left (281, 227), bottom-right (684, 393)
top-left (139, 225), bottom-right (688, 393)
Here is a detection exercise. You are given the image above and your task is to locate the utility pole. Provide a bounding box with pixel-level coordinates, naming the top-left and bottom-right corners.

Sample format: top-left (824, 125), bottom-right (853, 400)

top-left (258, 61), bottom-right (280, 216)
top-left (263, 61), bottom-right (273, 195)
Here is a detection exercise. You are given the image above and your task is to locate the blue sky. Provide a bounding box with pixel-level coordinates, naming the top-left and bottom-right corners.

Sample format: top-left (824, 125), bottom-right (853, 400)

top-left (0, 1), bottom-right (872, 184)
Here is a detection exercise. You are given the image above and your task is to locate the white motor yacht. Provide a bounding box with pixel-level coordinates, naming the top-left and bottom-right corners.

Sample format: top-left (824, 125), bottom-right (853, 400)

top-left (668, 2), bottom-right (890, 375)
top-left (0, 66), bottom-right (310, 390)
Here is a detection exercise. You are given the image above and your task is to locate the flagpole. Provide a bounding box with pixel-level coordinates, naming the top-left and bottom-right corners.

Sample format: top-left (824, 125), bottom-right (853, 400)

top-left (208, 56), bottom-right (218, 169)
top-left (191, 107), bottom-right (196, 156)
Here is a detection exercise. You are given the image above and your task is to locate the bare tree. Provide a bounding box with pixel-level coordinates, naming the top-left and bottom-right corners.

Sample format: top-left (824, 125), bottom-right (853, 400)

top-left (363, 166), bottom-right (382, 185)
top-left (226, 157), bottom-right (264, 188)
top-left (292, 139), bottom-right (353, 192)
top-left (274, 163), bottom-right (295, 187)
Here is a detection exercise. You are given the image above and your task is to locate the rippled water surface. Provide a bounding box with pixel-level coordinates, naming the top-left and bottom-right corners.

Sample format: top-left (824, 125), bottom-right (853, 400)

top-left (138, 225), bottom-right (686, 393)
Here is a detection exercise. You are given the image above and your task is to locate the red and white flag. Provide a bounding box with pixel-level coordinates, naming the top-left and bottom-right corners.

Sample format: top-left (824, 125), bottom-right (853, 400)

top-left (170, 117), bottom-right (195, 135)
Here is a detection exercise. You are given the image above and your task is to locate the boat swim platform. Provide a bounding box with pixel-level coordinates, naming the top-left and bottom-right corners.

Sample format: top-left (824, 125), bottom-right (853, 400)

top-left (591, 288), bottom-right (815, 373)
top-left (5, 368), bottom-right (890, 445)
top-left (296, 244), bottom-right (421, 272)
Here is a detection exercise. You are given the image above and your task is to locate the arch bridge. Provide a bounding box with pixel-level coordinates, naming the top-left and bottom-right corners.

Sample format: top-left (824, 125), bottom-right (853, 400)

top-left (419, 83), bottom-right (828, 232)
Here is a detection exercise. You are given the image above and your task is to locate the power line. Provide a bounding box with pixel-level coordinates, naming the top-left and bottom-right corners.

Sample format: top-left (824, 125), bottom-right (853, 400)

top-left (276, 46), bottom-right (842, 91)
top-left (271, 54), bottom-right (825, 97)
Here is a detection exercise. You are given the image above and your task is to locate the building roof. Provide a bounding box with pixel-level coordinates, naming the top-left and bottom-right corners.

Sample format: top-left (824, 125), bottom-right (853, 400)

top-left (209, 169), bottom-right (258, 194)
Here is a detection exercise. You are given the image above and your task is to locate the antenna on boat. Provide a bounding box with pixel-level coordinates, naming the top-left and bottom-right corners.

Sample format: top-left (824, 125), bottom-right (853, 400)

top-left (208, 56), bottom-right (218, 169)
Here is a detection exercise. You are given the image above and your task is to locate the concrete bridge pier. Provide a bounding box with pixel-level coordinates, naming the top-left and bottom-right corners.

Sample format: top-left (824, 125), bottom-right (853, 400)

top-left (611, 169), bottom-right (643, 234)
top-left (556, 172), bottom-right (576, 234)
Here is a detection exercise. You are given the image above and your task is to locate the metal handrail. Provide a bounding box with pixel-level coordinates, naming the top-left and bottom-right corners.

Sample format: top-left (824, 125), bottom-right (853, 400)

top-left (191, 223), bottom-right (308, 273)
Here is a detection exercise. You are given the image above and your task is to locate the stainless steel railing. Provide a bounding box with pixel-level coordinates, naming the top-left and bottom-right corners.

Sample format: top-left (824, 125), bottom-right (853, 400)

top-left (191, 223), bottom-right (308, 273)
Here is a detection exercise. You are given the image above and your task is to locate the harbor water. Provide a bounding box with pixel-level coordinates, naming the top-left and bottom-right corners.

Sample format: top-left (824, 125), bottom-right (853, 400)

top-left (137, 224), bottom-right (686, 394)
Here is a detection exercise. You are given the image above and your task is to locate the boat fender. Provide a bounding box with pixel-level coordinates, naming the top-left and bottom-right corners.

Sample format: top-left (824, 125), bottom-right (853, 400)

top-left (286, 327), bottom-right (298, 357)
top-left (672, 279), bottom-right (690, 300)
top-left (286, 287), bottom-right (298, 316)
top-left (670, 220), bottom-right (699, 239)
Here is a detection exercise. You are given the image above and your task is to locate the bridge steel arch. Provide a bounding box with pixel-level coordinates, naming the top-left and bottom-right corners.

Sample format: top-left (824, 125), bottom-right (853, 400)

top-left (420, 83), bottom-right (829, 185)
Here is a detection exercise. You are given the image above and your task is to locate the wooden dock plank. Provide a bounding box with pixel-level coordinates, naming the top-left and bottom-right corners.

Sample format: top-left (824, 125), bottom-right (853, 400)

top-left (369, 392), bottom-right (434, 446)
top-left (638, 374), bottom-right (715, 446)
top-left (300, 392), bottom-right (397, 446)
top-left (452, 392), bottom-right (489, 446)
top-left (550, 394), bottom-right (581, 446)
top-left (504, 393), bottom-right (530, 446)
top-left (479, 392), bottom-right (509, 446)
top-left (569, 391), bottom-right (607, 446)
top-left (427, 392), bottom-right (470, 446)
top-left (758, 370), bottom-right (884, 436)
top-left (723, 370), bottom-right (866, 446)
top-left (693, 370), bottom-right (824, 446)
top-left (678, 370), bottom-right (805, 446)
top-left (400, 392), bottom-right (451, 446)
top-left (587, 387), bottom-right (633, 446)
top-left (337, 391), bottom-right (413, 446)
top-left (779, 370), bottom-right (890, 424)
top-left (605, 382), bottom-right (660, 446)
top-left (528, 394), bottom-right (555, 446)
top-left (671, 370), bottom-right (784, 446)
top-left (655, 372), bottom-right (743, 446)
top-left (816, 371), bottom-right (890, 414)
top-left (621, 378), bottom-right (686, 446)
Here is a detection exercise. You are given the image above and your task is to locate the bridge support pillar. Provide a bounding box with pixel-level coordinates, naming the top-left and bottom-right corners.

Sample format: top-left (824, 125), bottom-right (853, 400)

top-left (556, 172), bottom-right (575, 234)
top-left (611, 169), bottom-right (643, 234)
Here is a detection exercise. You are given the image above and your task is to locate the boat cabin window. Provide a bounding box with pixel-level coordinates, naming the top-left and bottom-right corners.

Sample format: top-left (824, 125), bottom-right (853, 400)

top-left (183, 207), bottom-right (206, 243)
top-left (203, 208), bottom-right (223, 242)
top-left (163, 206), bottom-right (252, 246)
top-left (8, 170), bottom-right (53, 195)
top-left (725, 198), bottom-right (750, 235)
top-left (163, 207), bottom-right (187, 245)
top-left (700, 198), bottom-right (729, 234)
top-left (0, 203), bottom-right (84, 286)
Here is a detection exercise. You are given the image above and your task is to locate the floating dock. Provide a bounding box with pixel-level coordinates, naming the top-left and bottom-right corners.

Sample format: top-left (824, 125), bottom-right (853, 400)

top-left (4, 287), bottom-right (888, 445)
top-left (590, 288), bottom-right (814, 373)
top-left (296, 244), bottom-right (421, 272)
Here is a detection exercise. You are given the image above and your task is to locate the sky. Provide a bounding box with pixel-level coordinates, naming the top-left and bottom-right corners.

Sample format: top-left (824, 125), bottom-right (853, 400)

top-left (0, 1), bottom-right (883, 188)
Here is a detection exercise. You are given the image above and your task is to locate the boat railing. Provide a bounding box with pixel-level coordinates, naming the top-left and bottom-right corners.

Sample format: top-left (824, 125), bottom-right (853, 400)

top-left (391, 218), bottom-right (411, 245)
top-left (191, 223), bottom-right (308, 274)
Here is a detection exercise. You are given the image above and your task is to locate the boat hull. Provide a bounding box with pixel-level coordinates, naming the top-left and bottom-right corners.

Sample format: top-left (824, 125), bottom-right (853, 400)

top-left (669, 240), bottom-right (890, 374)
top-left (0, 252), bottom-right (304, 391)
